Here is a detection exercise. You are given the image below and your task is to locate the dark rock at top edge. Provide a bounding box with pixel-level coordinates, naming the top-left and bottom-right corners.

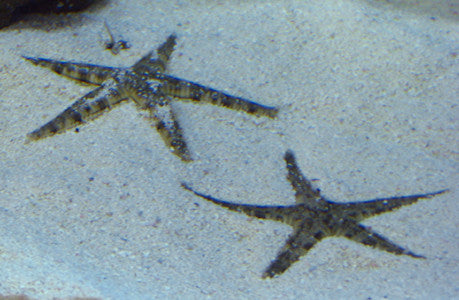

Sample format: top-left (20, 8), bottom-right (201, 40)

top-left (0, 0), bottom-right (97, 29)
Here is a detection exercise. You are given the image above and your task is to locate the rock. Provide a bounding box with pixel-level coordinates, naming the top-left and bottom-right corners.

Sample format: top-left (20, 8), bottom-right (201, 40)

top-left (0, 0), bottom-right (97, 29)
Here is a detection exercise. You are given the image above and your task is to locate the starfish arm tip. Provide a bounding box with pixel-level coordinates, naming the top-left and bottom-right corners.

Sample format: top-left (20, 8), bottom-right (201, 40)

top-left (261, 268), bottom-right (277, 279)
top-left (261, 273), bottom-right (271, 279)
top-left (180, 182), bottom-right (191, 191)
top-left (176, 151), bottom-right (193, 162)
top-left (284, 149), bottom-right (295, 160)
top-left (405, 251), bottom-right (426, 259)
top-left (262, 264), bottom-right (286, 279)
top-left (22, 56), bottom-right (37, 64)
top-left (266, 107), bottom-right (279, 118)
top-left (26, 131), bottom-right (39, 141)
top-left (432, 189), bottom-right (449, 196)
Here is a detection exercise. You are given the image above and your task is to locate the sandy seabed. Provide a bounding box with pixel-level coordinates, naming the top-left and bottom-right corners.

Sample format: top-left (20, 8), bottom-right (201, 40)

top-left (0, 0), bottom-right (457, 299)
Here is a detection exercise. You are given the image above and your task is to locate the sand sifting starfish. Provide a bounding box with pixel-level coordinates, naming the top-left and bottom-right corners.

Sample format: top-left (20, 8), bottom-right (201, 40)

top-left (23, 34), bottom-right (277, 161)
top-left (182, 150), bottom-right (448, 278)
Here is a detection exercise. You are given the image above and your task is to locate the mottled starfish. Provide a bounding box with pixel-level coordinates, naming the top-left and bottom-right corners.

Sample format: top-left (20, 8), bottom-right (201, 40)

top-left (182, 150), bottom-right (447, 278)
top-left (23, 35), bottom-right (277, 161)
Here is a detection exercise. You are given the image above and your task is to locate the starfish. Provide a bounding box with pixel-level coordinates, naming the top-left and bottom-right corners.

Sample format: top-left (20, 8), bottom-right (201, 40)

top-left (182, 150), bottom-right (448, 278)
top-left (23, 34), bottom-right (278, 161)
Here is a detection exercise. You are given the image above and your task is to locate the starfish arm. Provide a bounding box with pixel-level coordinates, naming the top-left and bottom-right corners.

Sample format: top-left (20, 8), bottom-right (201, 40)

top-left (181, 183), bottom-right (296, 222)
top-left (133, 34), bottom-right (177, 74)
top-left (337, 189), bottom-right (449, 222)
top-left (156, 34), bottom-right (177, 68)
top-left (23, 56), bottom-right (120, 85)
top-left (27, 80), bottom-right (127, 141)
top-left (263, 225), bottom-right (321, 278)
top-left (147, 101), bottom-right (192, 161)
top-left (284, 150), bottom-right (322, 204)
top-left (341, 221), bottom-right (425, 258)
top-left (158, 74), bottom-right (278, 118)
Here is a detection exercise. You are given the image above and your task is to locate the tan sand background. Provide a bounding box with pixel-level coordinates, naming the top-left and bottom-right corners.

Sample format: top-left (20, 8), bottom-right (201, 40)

top-left (0, 0), bottom-right (457, 298)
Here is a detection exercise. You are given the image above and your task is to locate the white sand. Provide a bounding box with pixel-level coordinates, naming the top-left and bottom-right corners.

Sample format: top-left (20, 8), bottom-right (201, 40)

top-left (0, 0), bottom-right (457, 298)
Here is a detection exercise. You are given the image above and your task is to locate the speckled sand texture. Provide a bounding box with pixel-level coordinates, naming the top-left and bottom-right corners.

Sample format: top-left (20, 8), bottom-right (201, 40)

top-left (0, 0), bottom-right (457, 299)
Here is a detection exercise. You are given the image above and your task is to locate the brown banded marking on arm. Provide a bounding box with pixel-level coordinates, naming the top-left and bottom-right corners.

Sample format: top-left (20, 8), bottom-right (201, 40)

top-left (27, 82), bottom-right (127, 141)
top-left (23, 56), bottom-right (119, 85)
top-left (156, 34), bottom-right (177, 70)
top-left (133, 34), bottom-right (177, 74)
top-left (147, 100), bottom-right (192, 162)
top-left (160, 74), bottom-right (278, 118)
